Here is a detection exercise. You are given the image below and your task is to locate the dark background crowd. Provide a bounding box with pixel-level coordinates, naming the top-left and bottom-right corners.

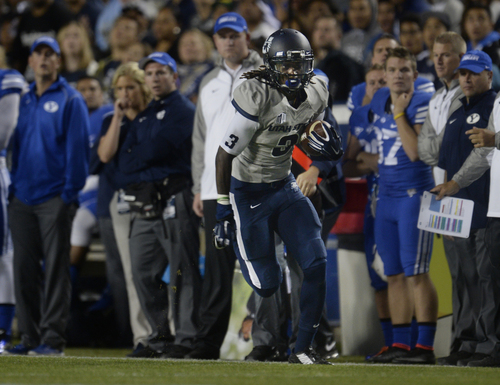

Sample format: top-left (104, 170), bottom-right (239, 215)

top-left (2, 0), bottom-right (500, 365)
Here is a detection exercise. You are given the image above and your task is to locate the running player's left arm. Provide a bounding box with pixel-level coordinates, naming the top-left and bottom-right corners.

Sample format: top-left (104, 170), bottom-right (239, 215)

top-left (393, 90), bottom-right (422, 162)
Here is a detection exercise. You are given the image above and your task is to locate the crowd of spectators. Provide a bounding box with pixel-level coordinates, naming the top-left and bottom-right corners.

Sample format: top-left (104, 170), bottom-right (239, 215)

top-left (0, 0), bottom-right (500, 368)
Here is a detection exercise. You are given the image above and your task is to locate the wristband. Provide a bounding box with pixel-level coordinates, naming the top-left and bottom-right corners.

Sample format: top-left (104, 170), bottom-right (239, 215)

top-left (217, 194), bottom-right (230, 205)
top-left (394, 112), bottom-right (405, 121)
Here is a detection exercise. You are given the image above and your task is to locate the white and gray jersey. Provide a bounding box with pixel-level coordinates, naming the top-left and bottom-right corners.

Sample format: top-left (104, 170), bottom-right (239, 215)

top-left (221, 77), bottom-right (329, 183)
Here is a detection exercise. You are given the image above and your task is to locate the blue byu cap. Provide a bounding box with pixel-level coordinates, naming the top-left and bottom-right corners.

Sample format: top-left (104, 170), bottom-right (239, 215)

top-left (458, 50), bottom-right (492, 74)
top-left (139, 52), bottom-right (177, 72)
top-left (30, 36), bottom-right (60, 56)
top-left (214, 12), bottom-right (248, 34)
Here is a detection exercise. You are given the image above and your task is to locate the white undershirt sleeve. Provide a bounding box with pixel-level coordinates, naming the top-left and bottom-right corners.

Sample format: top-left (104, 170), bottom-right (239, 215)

top-left (0, 93), bottom-right (20, 151)
top-left (219, 111), bottom-right (260, 156)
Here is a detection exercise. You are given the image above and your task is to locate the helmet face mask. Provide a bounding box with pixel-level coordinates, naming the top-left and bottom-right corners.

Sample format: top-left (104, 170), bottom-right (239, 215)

top-left (263, 29), bottom-right (314, 94)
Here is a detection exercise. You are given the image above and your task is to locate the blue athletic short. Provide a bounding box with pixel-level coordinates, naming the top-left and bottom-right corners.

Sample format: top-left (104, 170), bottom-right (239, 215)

top-left (230, 174), bottom-right (326, 293)
top-left (375, 193), bottom-right (433, 277)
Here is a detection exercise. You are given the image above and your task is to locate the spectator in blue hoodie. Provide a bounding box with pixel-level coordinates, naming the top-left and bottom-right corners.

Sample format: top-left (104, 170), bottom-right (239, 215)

top-left (463, 3), bottom-right (500, 63)
top-left (5, 36), bottom-right (89, 357)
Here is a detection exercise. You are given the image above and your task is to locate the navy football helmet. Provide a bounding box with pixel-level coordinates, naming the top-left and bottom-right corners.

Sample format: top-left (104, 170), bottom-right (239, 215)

top-left (262, 29), bottom-right (314, 94)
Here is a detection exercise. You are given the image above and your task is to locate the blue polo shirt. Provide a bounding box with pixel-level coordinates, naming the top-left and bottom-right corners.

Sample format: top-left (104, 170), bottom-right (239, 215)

top-left (119, 90), bottom-right (195, 183)
top-left (91, 112), bottom-right (141, 218)
top-left (438, 89), bottom-right (496, 229)
top-left (10, 76), bottom-right (89, 205)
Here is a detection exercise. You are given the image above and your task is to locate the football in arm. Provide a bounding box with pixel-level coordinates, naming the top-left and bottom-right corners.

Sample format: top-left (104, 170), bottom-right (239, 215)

top-left (300, 120), bottom-right (330, 156)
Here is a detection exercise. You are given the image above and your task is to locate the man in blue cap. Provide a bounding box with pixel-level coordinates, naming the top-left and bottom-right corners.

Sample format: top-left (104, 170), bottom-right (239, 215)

top-left (118, 52), bottom-right (201, 359)
top-left (5, 36), bottom-right (89, 356)
top-left (431, 50), bottom-right (498, 366)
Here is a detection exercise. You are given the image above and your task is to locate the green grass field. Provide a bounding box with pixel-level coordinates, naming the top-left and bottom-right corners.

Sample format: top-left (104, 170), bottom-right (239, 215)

top-left (1, 349), bottom-right (499, 385)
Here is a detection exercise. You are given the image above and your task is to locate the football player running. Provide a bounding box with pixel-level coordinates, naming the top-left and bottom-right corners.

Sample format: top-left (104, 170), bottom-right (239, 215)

top-left (213, 29), bottom-right (342, 365)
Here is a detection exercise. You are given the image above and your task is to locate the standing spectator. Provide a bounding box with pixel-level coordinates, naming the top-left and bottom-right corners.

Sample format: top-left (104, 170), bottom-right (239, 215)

top-left (423, 12), bottom-right (450, 53)
top-left (78, 75), bottom-right (133, 348)
top-left (152, 5), bottom-right (182, 63)
top-left (431, 50), bottom-right (499, 367)
top-left (432, 75), bottom-right (500, 371)
top-left (5, 37), bottom-right (89, 356)
top-left (123, 42), bottom-right (150, 64)
top-left (418, 33), bottom-right (468, 364)
top-left (69, 75), bottom-right (113, 303)
top-left (341, 0), bottom-right (381, 65)
top-left (348, 34), bottom-right (435, 111)
top-left (430, 0), bottom-right (464, 33)
top-left (190, 12), bottom-right (262, 360)
top-left (377, 0), bottom-right (398, 36)
top-left (393, 0), bottom-right (430, 16)
top-left (96, 62), bottom-right (153, 357)
top-left (462, 3), bottom-right (500, 63)
top-left (312, 15), bottom-right (343, 62)
top-left (63, 0), bottom-right (103, 37)
top-left (177, 28), bottom-right (215, 104)
top-left (0, 66), bottom-right (25, 354)
top-left (96, 15), bottom-right (139, 91)
top-left (94, 0), bottom-right (156, 54)
top-left (313, 15), bottom-right (365, 103)
top-left (422, 12), bottom-right (450, 88)
top-left (57, 21), bottom-right (98, 86)
top-left (237, 0), bottom-right (280, 51)
top-left (118, 52), bottom-right (201, 359)
top-left (400, 13), bottom-right (439, 87)
top-left (11, 0), bottom-right (75, 76)
top-left (344, 64), bottom-right (389, 360)
top-left (369, 47), bottom-right (437, 365)
top-left (189, 0), bottom-right (215, 35)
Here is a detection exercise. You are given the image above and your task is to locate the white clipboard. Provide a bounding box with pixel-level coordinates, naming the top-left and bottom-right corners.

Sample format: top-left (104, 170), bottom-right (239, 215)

top-left (417, 191), bottom-right (475, 238)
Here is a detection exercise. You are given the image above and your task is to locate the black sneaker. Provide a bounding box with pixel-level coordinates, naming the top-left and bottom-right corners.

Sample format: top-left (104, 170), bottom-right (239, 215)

top-left (184, 346), bottom-right (220, 360)
top-left (437, 351), bottom-right (473, 366)
top-left (467, 355), bottom-right (500, 367)
top-left (160, 345), bottom-right (192, 359)
top-left (392, 348), bottom-right (436, 365)
top-left (245, 346), bottom-right (285, 362)
top-left (369, 346), bottom-right (410, 363)
top-left (127, 344), bottom-right (162, 358)
top-left (289, 346), bottom-right (333, 365)
top-left (457, 352), bottom-right (489, 367)
top-left (315, 336), bottom-right (339, 360)
top-left (366, 346), bottom-right (390, 362)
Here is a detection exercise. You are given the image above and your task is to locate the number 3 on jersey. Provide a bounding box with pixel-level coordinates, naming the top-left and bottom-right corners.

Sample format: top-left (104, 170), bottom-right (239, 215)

top-left (272, 133), bottom-right (299, 157)
top-left (225, 134), bottom-right (239, 149)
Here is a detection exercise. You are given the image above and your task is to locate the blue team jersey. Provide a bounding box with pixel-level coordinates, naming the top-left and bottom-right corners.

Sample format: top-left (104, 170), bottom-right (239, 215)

top-left (349, 104), bottom-right (378, 198)
top-left (370, 87), bottom-right (434, 197)
top-left (347, 77), bottom-right (435, 111)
